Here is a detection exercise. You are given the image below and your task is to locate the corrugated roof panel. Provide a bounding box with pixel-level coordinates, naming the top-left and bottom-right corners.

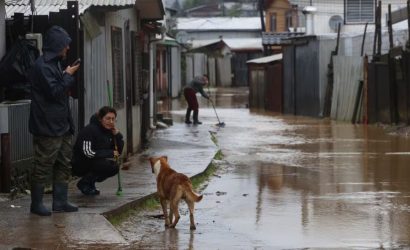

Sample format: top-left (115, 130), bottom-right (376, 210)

top-left (247, 54), bottom-right (283, 64)
top-left (191, 38), bottom-right (262, 50)
top-left (177, 17), bottom-right (261, 31)
top-left (5, 0), bottom-right (136, 18)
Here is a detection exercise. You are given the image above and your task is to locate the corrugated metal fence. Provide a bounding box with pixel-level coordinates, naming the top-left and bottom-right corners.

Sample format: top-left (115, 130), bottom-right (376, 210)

top-left (283, 38), bottom-right (320, 116)
top-left (1, 101), bottom-right (32, 162)
top-left (368, 50), bottom-right (410, 124)
top-left (331, 56), bottom-right (364, 122)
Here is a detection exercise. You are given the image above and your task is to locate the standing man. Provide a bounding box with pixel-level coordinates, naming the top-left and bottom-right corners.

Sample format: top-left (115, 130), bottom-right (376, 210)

top-left (184, 74), bottom-right (209, 125)
top-left (29, 25), bottom-right (80, 216)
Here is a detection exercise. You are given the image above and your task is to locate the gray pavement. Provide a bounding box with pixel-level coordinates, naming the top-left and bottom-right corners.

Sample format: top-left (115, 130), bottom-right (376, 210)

top-left (0, 122), bottom-right (218, 249)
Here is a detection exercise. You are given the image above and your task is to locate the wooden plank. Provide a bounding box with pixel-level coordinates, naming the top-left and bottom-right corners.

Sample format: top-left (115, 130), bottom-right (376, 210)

top-left (390, 7), bottom-right (408, 24)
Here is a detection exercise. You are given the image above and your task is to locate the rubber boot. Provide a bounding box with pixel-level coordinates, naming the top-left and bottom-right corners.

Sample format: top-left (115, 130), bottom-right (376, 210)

top-left (52, 183), bottom-right (78, 212)
top-left (193, 110), bottom-right (202, 125)
top-left (185, 108), bottom-right (192, 124)
top-left (77, 174), bottom-right (99, 196)
top-left (30, 184), bottom-right (51, 216)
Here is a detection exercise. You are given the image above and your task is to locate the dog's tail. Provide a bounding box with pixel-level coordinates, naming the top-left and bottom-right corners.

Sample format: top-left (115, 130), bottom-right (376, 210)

top-left (186, 188), bottom-right (203, 202)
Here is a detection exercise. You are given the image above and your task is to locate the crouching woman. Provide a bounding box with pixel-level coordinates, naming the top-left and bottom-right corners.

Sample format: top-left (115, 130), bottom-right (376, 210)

top-left (72, 106), bottom-right (124, 195)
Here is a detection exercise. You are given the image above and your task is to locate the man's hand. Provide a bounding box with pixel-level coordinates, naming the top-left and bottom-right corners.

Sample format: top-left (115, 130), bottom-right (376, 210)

top-left (65, 64), bottom-right (80, 75)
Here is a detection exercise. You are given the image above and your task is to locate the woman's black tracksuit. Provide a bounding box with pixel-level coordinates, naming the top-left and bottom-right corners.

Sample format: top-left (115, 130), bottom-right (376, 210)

top-left (71, 115), bottom-right (124, 194)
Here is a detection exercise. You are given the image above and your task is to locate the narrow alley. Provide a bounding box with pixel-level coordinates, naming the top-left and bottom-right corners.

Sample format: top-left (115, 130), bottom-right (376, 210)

top-left (119, 87), bottom-right (410, 249)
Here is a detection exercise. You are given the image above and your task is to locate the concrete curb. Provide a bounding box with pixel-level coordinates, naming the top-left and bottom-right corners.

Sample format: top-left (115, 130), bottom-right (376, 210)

top-left (102, 149), bottom-right (221, 222)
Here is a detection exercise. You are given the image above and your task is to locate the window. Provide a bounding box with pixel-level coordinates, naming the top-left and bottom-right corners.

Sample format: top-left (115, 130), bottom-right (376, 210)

top-left (345, 0), bottom-right (374, 24)
top-left (111, 26), bottom-right (124, 108)
top-left (286, 11), bottom-right (293, 31)
top-left (270, 13), bottom-right (277, 32)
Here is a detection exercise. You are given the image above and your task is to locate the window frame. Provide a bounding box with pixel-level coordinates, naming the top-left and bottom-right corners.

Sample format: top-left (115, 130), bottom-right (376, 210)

top-left (269, 13), bottom-right (277, 32)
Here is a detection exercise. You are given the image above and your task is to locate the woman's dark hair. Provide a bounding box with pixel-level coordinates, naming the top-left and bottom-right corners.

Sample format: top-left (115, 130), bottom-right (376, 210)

top-left (97, 106), bottom-right (117, 119)
top-left (203, 74), bottom-right (208, 79)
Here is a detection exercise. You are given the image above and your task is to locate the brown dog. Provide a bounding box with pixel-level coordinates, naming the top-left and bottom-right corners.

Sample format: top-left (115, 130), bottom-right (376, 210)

top-left (149, 156), bottom-right (203, 230)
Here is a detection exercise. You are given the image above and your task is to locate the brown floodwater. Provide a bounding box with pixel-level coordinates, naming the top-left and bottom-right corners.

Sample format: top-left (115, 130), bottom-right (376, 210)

top-left (118, 87), bottom-right (410, 249)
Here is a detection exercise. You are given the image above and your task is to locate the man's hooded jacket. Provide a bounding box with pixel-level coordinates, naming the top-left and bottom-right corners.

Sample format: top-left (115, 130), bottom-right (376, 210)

top-left (29, 25), bottom-right (75, 137)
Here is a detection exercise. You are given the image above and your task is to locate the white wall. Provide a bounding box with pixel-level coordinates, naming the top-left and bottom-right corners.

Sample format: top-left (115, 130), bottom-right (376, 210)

top-left (304, 0), bottom-right (408, 35)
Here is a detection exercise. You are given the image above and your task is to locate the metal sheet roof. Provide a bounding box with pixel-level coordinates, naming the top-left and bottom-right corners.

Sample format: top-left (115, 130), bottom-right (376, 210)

top-left (5, 0), bottom-right (136, 18)
top-left (247, 54), bottom-right (283, 64)
top-left (176, 17), bottom-right (261, 31)
top-left (191, 38), bottom-right (262, 51)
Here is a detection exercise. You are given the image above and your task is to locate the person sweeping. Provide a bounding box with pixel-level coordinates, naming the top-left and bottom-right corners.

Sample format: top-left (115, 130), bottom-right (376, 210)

top-left (184, 74), bottom-right (210, 125)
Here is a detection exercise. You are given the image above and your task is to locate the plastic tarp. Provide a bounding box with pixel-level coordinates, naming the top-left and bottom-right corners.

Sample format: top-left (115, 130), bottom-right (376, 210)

top-left (0, 39), bottom-right (39, 100)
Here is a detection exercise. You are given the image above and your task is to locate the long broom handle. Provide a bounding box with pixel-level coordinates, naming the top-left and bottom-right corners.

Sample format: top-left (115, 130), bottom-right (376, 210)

top-left (209, 98), bottom-right (222, 124)
top-left (113, 136), bottom-right (122, 192)
top-left (107, 80), bottom-right (122, 194)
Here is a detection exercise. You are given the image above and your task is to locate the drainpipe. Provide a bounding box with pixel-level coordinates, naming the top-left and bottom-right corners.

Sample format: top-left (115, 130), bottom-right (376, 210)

top-left (303, 6), bottom-right (317, 35)
top-left (149, 32), bottom-right (165, 128)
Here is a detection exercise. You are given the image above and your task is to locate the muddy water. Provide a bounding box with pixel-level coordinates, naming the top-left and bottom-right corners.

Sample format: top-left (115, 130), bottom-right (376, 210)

top-left (119, 87), bottom-right (410, 249)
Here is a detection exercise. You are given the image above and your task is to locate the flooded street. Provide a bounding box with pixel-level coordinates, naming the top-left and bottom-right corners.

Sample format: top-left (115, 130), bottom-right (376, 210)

top-left (118, 87), bottom-right (410, 249)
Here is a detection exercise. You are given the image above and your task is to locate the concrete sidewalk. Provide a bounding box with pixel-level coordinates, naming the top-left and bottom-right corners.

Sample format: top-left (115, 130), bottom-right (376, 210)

top-left (0, 122), bottom-right (218, 249)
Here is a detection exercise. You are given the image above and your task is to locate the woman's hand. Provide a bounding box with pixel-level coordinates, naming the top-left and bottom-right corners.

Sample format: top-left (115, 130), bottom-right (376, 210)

top-left (111, 127), bottom-right (119, 135)
top-left (114, 150), bottom-right (120, 158)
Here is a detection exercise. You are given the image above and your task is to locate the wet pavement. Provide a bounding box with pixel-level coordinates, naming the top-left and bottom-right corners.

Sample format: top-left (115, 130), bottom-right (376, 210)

top-left (3, 87), bottom-right (410, 249)
top-left (117, 87), bottom-right (410, 249)
top-left (0, 106), bottom-right (217, 249)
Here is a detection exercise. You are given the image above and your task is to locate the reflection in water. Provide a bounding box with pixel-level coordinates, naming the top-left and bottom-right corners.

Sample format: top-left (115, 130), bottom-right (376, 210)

top-left (144, 88), bottom-right (410, 248)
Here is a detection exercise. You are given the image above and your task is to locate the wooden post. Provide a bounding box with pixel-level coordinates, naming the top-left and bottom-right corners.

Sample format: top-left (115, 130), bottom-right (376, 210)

top-left (1, 133), bottom-right (11, 193)
top-left (377, 2), bottom-right (382, 56)
top-left (407, 1), bottom-right (410, 51)
top-left (361, 22), bottom-right (368, 56)
top-left (323, 23), bottom-right (341, 117)
top-left (372, 2), bottom-right (378, 57)
top-left (363, 56), bottom-right (369, 124)
top-left (388, 4), bottom-right (393, 49)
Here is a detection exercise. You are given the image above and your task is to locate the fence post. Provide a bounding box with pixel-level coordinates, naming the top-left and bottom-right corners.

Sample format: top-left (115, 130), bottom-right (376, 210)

top-left (1, 133), bottom-right (11, 193)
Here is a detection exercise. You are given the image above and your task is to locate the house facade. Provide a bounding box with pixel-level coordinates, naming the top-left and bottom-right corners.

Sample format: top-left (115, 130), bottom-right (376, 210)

top-left (0, 0), bottom-right (164, 192)
top-left (264, 0), bottom-right (407, 35)
top-left (175, 17), bottom-right (263, 86)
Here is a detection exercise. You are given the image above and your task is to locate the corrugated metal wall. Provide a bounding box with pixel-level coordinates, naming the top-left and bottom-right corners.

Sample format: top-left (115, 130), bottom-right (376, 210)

top-left (216, 56), bottom-right (232, 87)
top-left (265, 63), bottom-right (283, 113)
top-left (185, 53), bottom-right (207, 85)
top-left (0, 0), bottom-right (5, 59)
top-left (331, 56), bottom-right (364, 121)
top-left (83, 16), bottom-right (109, 122)
top-left (367, 51), bottom-right (410, 124)
top-left (368, 62), bottom-right (391, 123)
top-left (249, 67), bottom-right (265, 110)
top-left (171, 46), bottom-right (181, 98)
top-left (232, 53), bottom-right (249, 87)
top-left (208, 57), bottom-right (216, 87)
top-left (283, 39), bottom-right (320, 117)
top-left (1, 102), bottom-right (33, 162)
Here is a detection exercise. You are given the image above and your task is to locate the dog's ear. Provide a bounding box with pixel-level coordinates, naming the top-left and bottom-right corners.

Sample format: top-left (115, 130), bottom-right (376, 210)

top-left (162, 156), bottom-right (168, 162)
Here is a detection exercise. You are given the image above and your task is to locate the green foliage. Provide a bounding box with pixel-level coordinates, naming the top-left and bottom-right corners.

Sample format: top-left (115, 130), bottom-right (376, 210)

top-left (227, 3), bottom-right (242, 17)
